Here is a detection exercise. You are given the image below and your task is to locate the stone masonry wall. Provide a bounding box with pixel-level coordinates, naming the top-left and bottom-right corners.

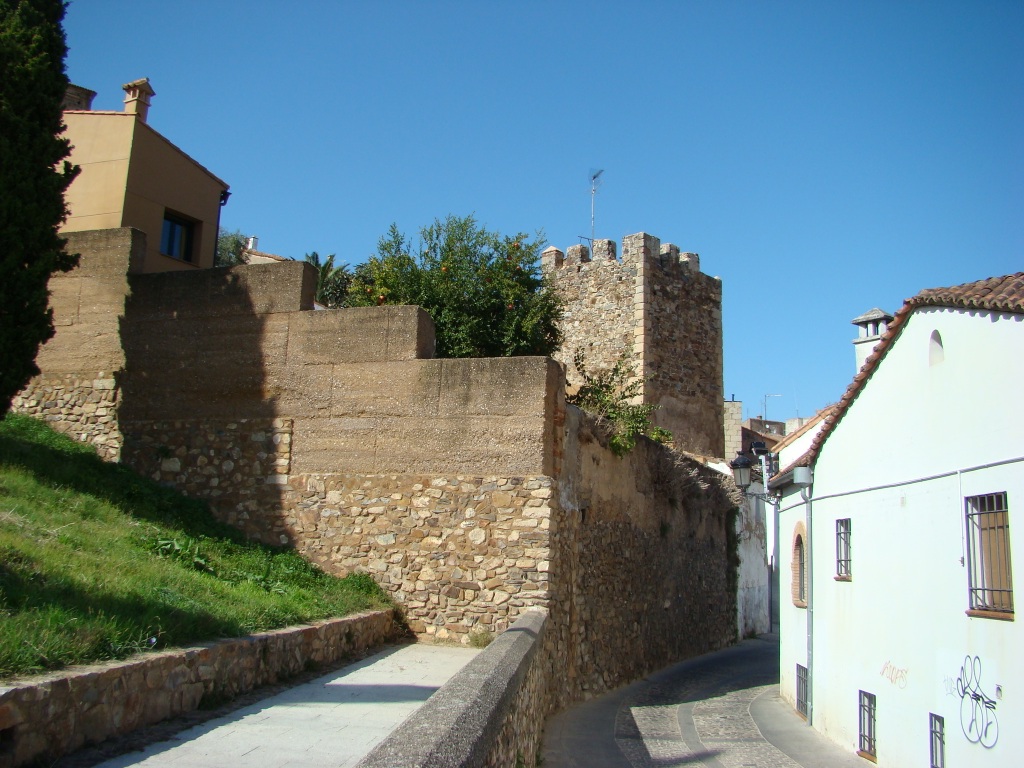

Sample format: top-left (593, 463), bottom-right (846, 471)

top-left (546, 407), bottom-right (739, 708)
top-left (544, 237), bottom-right (637, 392)
top-left (0, 609), bottom-right (397, 768)
top-left (118, 418), bottom-right (294, 545)
top-left (12, 229), bottom-right (741, 762)
top-left (723, 399), bottom-right (743, 461)
top-left (278, 473), bottom-right (553, 640)
top-left (11, 375), bottom-right (121, 460)
top-left (544, 232), bottom-right (724, 457)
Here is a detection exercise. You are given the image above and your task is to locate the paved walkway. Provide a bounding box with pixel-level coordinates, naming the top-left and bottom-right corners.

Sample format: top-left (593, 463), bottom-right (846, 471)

top-left (95, 643), bottom-right (478, 768)
top-left (543, 634), bottom-right (867, 768)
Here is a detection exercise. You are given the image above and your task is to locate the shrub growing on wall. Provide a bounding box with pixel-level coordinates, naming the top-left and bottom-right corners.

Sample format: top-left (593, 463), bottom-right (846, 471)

top-left (567, 348), bottom-right (672, 456)
top-left (347, 215), bottom-right (562, 358)
top-left (0, 0), bottom-right (79, 416)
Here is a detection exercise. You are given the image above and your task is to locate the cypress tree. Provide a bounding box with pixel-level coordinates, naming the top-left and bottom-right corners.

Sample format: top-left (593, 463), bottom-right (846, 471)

top-left (0, 0), bottom-right (79, 416)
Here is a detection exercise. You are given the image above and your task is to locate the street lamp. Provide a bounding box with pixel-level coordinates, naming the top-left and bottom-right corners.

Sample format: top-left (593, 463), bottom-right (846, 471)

top-left (730, 452), bottom-right (780, 504)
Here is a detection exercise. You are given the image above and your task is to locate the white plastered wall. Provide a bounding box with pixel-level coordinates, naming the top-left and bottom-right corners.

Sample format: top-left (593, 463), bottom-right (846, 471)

top-left (785, 307), bottom-right (1023, 766)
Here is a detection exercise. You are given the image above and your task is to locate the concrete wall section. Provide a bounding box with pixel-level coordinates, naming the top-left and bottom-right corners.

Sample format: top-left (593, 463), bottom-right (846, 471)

top-left (358, 609), bottom-right (549, 768)
top-left (11, 229), bottom-right (145, 460)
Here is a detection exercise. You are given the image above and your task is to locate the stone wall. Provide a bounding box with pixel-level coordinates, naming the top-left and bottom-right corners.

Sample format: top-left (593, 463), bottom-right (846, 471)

top-left (546, 407), bottom-right (739, 708)
top-left (544, 232), bottom-right (724, 457)
top-left (0, 610), bottom-right (397, 768)
top-left (723, 399), bottom-right (743, 461)
top-left (11, 375), bottom-right (121, 460)
top-left (10, 228), bottom-right (145, 459)
top-left (12, 229), bottom-right (742, 763)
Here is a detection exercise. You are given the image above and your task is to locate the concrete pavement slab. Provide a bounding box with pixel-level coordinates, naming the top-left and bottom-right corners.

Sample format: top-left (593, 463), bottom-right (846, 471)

top-left (94, 643), bottom-right (478, 768)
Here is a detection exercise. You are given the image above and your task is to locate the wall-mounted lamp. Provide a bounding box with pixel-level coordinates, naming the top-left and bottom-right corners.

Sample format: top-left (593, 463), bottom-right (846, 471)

top-left (730, 452), bottom-right (781, 504)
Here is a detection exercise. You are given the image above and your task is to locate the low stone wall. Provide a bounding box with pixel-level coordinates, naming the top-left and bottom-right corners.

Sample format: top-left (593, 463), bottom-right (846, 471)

top-left (0, 609), bottom-right (397, 768)
top-left (12, 375), bottom-right (122, 460)
top-left (358, 608), bottom-right (549, 768)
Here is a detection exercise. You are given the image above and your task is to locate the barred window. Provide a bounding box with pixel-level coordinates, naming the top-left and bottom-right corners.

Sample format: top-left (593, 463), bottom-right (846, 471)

top-left (796, 664), bottom-right (809, 718)
top-left (858, 690), bottom-right (877, 760)
top-left (929, 713), bottom-right (944, 768)
top-left (836, 518), bottom-right (851, 578)
top-left (965, 492), bottom-right (1013, 616)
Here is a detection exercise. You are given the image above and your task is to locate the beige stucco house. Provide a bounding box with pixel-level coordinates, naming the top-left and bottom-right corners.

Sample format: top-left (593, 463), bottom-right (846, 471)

top-left (60, 79), bottom-right (229, 272)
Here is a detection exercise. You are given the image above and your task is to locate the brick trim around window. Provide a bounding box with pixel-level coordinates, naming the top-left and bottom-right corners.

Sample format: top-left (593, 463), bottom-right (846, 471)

top-left (791, 520), bottom-right (808, 608)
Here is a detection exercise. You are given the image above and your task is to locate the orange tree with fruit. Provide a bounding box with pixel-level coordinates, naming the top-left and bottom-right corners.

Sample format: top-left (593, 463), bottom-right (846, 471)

top-left (346, 214), bottom-right (562, 358)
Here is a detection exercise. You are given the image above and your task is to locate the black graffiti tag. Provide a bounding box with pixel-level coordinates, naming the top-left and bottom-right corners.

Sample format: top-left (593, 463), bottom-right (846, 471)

top-left (956, 655), bottom-right (999, 748)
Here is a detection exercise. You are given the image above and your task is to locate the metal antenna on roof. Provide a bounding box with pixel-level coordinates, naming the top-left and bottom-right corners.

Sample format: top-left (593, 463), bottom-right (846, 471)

top-left (589, 169), bottom-right (604, 245)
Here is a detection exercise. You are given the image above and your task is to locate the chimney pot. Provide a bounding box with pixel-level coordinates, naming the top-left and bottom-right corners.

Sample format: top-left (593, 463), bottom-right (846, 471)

top-left (122, 77), bottom-right (155, 123)
top-left (62, 84), bottom-right (97, 111)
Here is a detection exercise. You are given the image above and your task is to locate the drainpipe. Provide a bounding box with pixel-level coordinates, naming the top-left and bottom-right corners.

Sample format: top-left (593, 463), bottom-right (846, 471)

top-left (795, 466), bottom-right (814, 726)
top-left (759, 452), bottom-right (774, 632)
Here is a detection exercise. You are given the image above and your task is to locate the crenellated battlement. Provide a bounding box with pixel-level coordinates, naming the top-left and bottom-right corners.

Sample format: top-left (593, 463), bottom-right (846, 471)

top-left (542, 232), bottom-right (701, 275)
top-left (546, 231), bottom-right (723, 457)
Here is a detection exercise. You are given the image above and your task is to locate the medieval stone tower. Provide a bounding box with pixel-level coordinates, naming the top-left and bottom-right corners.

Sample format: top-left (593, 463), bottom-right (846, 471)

top-left (544, 232), bottom-right (724, 458)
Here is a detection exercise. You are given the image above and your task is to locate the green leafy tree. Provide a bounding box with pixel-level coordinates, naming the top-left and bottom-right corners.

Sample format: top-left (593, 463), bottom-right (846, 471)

top-left (214, 228), bottom-right (248, 267)
top-left (347, 215), bottom-right (562, 358)
top-left (304, 251), bottom-right (351, 308)
top-left (0, 0), bottom-right (79, 416)
top-left (567, 348), bottom-right (672, 456)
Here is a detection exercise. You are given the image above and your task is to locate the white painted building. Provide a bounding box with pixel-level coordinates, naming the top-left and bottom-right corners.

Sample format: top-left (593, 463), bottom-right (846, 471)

top-left (709, 458), bottom-right (771, 639)
top-left (771, 274), bottom-right (1024, 767)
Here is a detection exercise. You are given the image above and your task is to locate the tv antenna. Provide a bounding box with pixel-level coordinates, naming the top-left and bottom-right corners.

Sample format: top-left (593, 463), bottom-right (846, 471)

top-left (589, 169), bottom-right (604, 245)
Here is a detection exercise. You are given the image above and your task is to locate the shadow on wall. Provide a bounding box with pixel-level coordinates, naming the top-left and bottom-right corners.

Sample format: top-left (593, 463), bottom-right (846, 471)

top-left (116, 262), bottom-right (311, 543)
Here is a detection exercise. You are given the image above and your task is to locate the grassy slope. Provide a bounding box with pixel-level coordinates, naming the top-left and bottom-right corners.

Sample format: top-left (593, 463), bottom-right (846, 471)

top-left (0, 414), bottom-right (390, 679)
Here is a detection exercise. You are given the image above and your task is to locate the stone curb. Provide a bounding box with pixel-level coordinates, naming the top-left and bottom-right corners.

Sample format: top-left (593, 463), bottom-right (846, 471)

top-left (0, 609), bottom-right (398, 768)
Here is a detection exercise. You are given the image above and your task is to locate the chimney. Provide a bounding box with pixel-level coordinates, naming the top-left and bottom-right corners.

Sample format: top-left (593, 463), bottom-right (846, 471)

top-left (246, 236), bottom-right (259, 251)
top-left (851, 307), bottom-right (894, 371)
top-left (122, 78), bottom-right (155, 122)
top-left (62, 84), bottom-right (96, 111)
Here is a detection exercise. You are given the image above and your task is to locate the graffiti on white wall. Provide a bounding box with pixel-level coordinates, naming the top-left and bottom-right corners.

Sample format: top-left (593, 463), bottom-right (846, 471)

top-left (956, 656), bottom-right (999, 748)
top-left (879, 660), bottom-right (909, 689)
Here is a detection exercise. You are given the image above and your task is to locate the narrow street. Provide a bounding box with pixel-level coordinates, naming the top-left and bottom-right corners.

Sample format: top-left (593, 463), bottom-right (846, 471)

top-left (543, 634), bottom-right (867, 768)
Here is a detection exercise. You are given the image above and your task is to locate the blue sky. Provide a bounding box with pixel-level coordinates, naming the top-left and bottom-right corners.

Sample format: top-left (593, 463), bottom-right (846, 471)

top-left (63, 1), bottom-right (1022, 423)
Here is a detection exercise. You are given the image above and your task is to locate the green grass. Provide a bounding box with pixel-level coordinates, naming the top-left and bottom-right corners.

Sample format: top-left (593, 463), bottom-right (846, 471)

top-left (0, 413), bottom-right (391, 679)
